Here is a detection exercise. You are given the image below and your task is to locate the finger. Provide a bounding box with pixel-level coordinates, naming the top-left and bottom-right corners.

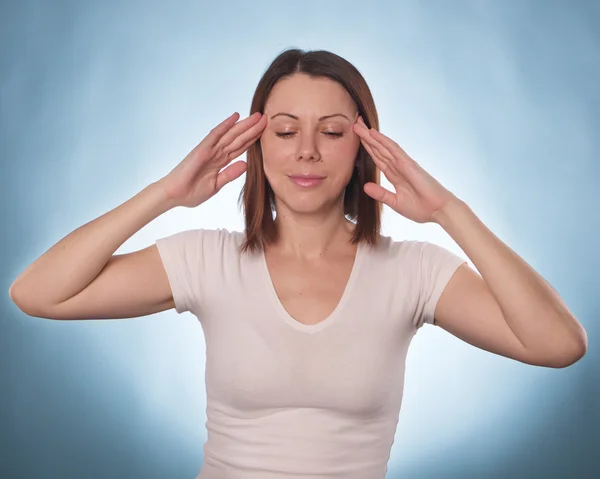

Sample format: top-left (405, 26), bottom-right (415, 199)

top-left (359, 137), bottom-right (408, 188)
top-left (364, 182), bottom-right (397, 208)
top-left (215, 112), bottom-right (264, 152)
top-left (368, 128), bottom-right (414, 168)
top-left (361, 140), bottom-right (385, 172)
top-left (224, 131), bottom-right (263, 162)
top-left (354, 116), bottom-right (368, 130)
top-left (355, 119), bottom-right (396, 164)
top-left (222, 113), bottom-right (267, 155)
top-left (203, 112), bottom-right (241, 147)
top-left (215, 120), bottom-right (265, 169)
top-left (368, 127), bottom-right (402, 153)
top-left (215, 160), bottom-right (247, 192)
top-left (355, 126), bottom-right (407, 182)
top-left (360, 129), bottom-right (395, 163)
top-left (355, 124), bottom-right (397, 173)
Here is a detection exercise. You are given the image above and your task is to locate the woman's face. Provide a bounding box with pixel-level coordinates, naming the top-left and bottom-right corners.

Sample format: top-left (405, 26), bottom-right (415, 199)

top-left (260, 73), bottom-right (360, 218)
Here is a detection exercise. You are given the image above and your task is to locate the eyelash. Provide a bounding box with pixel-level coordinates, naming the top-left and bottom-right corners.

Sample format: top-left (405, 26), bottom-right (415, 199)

top-left (275, 132), bottom-right (344, 139)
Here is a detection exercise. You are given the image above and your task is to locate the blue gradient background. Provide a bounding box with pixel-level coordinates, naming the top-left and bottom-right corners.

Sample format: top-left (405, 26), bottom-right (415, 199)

top-left (2, 1), bottom-right (598, 478)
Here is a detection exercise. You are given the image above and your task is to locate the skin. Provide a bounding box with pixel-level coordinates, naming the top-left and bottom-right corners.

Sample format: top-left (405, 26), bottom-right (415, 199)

top-left (260, 73), bottom-right (361, 260)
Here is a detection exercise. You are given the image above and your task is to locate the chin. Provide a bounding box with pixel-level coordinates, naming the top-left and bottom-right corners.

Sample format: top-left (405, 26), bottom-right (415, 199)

top-left (275, 192), bottom-right (341, 217)
top-left (284, 200), bottom-right (327, 214)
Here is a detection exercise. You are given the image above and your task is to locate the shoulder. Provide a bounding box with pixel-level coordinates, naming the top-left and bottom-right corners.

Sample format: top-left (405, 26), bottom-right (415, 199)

top-left (194, 227), bottom-right (244, 249)
top-left (155, 228), bottom-right (246, 266)
top-left (156, 227), bottom-right (242, 246)
top-left (370, 234), bottom-right (465, 282)
top-left (369, 234), bottom-right (425, 263)
top-left (378, 235), bottom-right (459, 261)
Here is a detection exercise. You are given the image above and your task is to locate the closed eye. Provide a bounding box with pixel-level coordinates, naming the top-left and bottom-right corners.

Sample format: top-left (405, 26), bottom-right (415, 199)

top-left (275, 132), bottom-right (344, 139)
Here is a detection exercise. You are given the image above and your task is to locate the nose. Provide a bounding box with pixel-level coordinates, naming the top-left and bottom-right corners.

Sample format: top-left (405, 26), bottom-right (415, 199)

top-left (296, 133), bottom-right (321, 162)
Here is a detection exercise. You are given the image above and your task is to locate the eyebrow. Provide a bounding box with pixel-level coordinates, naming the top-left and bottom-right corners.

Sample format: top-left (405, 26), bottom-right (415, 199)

top-left (269, 112), bottom-right (351, 122)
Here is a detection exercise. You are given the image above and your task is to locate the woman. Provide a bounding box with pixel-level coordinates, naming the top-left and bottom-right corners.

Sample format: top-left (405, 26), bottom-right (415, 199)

top-left (9, 48), bottom-right (587, 479)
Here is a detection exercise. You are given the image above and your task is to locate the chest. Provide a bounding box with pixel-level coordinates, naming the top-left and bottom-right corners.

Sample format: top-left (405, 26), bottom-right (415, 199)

top-left (201, 238), bottom-right (418, 417)
top-left (264, 249), bottom-right (356, 326)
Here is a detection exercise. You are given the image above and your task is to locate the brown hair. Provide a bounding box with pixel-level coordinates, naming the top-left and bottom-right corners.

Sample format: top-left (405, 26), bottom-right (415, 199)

top-left (237, 48), bottom-right (382, 254)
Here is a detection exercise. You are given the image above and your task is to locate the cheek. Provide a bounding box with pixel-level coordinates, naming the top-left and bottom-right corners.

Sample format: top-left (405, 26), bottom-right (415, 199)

top-left (259, 142), bottom-right (282, 183)
top-left (336, 138), bottom-right (360, 159)
top-left (260, 137), bottom-right (291, 166)
top-left (331, 139), bottom-right (360, 173)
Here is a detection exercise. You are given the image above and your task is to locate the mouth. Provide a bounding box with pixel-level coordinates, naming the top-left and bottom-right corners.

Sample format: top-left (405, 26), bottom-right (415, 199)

top-left (288, 175), bottom-right (325, 187)
top-left (289, 174), bottom-right (326, 179)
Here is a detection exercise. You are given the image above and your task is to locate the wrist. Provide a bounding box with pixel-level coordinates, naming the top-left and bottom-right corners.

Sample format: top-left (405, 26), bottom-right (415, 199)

top-left (430, 198), bottom-right (469, 227)
top-left (146, 181), bottom-right (179, 214)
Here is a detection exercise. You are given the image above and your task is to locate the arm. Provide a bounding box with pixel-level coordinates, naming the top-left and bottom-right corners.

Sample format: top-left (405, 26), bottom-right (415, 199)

top-left (9, 181), bottom-right (175, 315)
top-left (351, 118), bottom-right (587, 368)
top-left (432, 199), bottom-right (587, 368)
top-left (9, 111), bottom-right (266, 319)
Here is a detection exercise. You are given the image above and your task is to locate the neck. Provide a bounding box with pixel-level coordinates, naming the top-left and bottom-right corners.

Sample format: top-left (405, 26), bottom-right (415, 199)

top-left (271, 211), bottom-right (355, 260)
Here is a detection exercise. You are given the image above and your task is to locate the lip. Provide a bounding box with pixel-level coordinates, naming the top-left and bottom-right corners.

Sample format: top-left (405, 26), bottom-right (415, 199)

top-left (289, 175), bottom-right (325, 187)
top-left (289, 174), bottom-right (325, 179)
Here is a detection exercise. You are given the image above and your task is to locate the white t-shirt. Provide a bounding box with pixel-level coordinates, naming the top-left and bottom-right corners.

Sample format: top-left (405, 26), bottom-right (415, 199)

top-left (156, 228), bottom-right (466, 479)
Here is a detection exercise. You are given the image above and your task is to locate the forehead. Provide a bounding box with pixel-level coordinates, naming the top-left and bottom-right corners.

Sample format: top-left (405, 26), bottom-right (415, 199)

top-left (265, 74), bottom-right (356, 114)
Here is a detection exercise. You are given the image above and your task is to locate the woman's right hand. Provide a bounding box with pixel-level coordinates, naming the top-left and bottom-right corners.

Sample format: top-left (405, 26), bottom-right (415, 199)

top-left (158, 111), bottom-right (267, 208)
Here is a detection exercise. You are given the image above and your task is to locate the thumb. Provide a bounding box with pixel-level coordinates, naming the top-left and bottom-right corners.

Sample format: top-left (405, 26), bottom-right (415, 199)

top-left (364, 182), bottom-right (396, 208)
top-left (215, 161), bottom-right (248, 192)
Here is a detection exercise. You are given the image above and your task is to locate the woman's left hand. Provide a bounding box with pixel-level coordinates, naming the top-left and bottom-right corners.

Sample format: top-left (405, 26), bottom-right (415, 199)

top-left (353, 116), bottom-right (460, 224)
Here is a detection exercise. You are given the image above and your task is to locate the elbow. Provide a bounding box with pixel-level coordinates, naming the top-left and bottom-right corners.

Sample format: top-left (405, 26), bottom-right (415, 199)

top-left (565, 326), bottom-right (588, 366)
top-left (8, 282), bottom-right (24, 310)
top-left (549, 319), bottom-right (589, 368)
top-left (526, 330), bottom-right (588, 369)
top-left (551, 351), bottom-right (586, 369)
top-left (550, 337), bottom-right (588, 369)
top-left (570, 332), bottom-right (588, 366)
top-left (8, 283), bottom-right (50, 319)
top-left (9, 283), bottom-right (31, 316)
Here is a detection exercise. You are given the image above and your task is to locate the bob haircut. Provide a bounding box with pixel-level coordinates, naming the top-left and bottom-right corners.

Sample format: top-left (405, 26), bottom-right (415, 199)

top-left (237, 48), bottom-right (382, 254)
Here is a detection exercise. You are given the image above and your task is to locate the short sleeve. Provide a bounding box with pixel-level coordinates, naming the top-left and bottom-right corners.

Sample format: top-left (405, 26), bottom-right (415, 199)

top-left (155, 229), bottom-right (204, 314)
top-left (414, 241), bottom-right (467, 330)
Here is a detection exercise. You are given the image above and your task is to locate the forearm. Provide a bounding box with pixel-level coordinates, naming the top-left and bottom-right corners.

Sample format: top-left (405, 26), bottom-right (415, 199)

top-left (431, 199), bottom-right (587, 357)
top-left (9, 181), bottom-right (175, 307)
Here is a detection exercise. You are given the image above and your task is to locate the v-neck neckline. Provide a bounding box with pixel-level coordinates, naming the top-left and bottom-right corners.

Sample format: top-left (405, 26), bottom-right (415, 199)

top-left (259, 240), bottom-right (365, 334)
